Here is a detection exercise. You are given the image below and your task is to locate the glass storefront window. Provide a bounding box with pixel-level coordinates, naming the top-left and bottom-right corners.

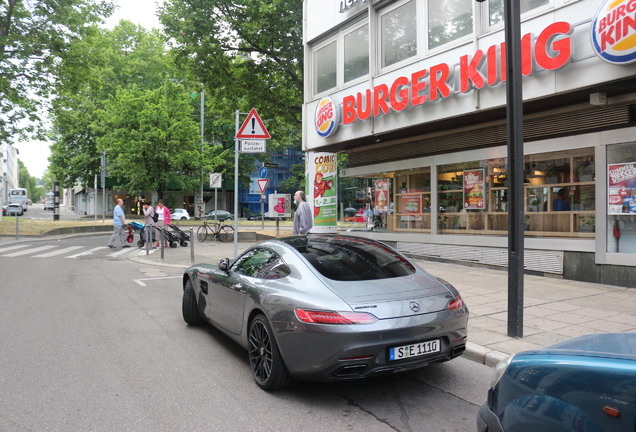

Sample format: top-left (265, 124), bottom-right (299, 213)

top-left (381, 1), bottom-right (417, 68)
top-left (344, 24), bottom-right (369, 83)
top-left (606, 142), bottom-right (636, 254)
top-left (428, 0), bottom-right (473, 49)
top-left (438, 161), bottom-right (486, 232)
top-left (395, 169), bottom-right (431, 231)
top-left (314, 41), bottom-right (337, 94)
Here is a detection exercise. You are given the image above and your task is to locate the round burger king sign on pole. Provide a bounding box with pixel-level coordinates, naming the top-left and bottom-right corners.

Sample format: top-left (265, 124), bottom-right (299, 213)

top-left (315, 97), bottom-right (339, 137)
top-left (591, 0), bottom-right (636, 64)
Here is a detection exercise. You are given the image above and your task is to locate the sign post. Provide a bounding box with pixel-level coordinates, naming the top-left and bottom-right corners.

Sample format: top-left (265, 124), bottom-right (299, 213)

top-left (234, 108), bottom-right (271, 257)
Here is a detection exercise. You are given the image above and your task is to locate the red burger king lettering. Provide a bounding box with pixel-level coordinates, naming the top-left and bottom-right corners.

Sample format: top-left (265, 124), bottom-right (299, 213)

top-left (341, 22), bottom-right (572, 126)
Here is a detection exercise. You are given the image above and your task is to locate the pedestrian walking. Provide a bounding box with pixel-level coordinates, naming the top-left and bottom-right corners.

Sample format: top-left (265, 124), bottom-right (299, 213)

top-left (107, 198), bottom-right (129, 248)
top-left (142, 201), bottom-right (156, 246)
top-left (293, 190), bottom-right (313, 235)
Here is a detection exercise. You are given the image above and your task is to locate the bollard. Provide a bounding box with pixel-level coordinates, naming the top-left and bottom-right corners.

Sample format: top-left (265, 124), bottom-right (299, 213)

top-left (145, 226), bottom-right (151, 255)
top-left (190, 227), bottom-right (195, 263)
top-left (160, 229), bottom-right (165, 260)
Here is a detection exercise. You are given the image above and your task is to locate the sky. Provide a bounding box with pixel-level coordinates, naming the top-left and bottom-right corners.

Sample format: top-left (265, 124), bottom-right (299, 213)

top-left (16, 0), bottom-right (163, 179)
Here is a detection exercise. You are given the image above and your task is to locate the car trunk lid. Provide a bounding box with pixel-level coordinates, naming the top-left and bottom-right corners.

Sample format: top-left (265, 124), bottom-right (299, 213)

top-left (325, 272), bottom-right (455, 319)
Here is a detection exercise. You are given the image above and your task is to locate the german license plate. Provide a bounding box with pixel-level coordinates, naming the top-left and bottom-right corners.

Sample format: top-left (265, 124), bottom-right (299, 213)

top-left (389, 339), bottom-right (440, 361)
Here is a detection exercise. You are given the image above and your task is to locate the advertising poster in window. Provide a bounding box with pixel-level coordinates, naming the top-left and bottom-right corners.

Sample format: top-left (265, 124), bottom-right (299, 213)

top-left (400, 194), bottom-right (421, 214)
top-left (308, 152), bottom-right (338, 233)
top-left (374, 179), bottom-right (389, 211)
top-left (608, 162), bottom-right (636, 214)
top-left (463, 169), bottom-right (485, 210)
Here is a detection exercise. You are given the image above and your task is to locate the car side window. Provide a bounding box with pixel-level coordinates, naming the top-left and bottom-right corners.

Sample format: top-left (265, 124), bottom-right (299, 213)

top-left (232, 248), bottom-right (289, 279)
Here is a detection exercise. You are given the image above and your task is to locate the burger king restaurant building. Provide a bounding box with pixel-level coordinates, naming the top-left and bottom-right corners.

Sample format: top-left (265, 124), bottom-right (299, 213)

top-left (303, 0), bottom-right (636, 287)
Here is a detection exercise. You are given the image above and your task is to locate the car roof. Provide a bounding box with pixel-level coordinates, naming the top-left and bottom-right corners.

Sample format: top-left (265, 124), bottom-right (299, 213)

top-left (518, 332), bottom-right (636, 361)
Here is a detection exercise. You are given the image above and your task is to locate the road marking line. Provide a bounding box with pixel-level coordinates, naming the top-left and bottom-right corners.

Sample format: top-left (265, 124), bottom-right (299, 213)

top-left (134, 276), bottom-right (181, 287)
top-left (2, 245), bottom-right (57, 257)
top-left (0, 244), bottom-right (32, 254)
top-left (66, 246), bottom-right (108, 258)
top-left (108, 247), bottom-right (136, 257)
top-left (33, 246), bottom-right (84, 258)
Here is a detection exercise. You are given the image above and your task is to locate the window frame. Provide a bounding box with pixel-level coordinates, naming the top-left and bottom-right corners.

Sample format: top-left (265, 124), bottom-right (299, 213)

top-left (377, 0), bottom-right (419, 70)
top-left (310, 18), bottom-right (370, 98)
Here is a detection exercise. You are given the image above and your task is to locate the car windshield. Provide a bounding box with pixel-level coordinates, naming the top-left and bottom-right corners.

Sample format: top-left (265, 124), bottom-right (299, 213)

top-left (282, 235), bottom-right (415, 281)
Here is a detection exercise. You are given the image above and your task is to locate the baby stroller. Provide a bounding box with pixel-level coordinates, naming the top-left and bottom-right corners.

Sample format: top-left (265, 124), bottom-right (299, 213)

top-left (168, 224), bottom-right (190, 247)
top-left (156, 226), bottom-right (179, 248)
top-left (129, 221), bottom-right (154, 247)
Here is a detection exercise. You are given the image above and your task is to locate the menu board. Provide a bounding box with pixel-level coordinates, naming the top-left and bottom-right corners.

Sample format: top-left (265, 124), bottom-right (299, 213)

top-left (608, 162), bottom-right (636, 214)
top-left (463, 169), bottom-right (485, 210)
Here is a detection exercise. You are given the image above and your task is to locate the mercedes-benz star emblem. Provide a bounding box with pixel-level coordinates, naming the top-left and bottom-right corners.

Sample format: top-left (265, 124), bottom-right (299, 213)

top-left (409, 301), bottom-right (420, 313)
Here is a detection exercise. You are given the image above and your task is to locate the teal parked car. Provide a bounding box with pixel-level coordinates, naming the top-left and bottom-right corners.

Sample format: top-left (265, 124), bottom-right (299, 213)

top-left (478, 332), bottom-right (636, 432)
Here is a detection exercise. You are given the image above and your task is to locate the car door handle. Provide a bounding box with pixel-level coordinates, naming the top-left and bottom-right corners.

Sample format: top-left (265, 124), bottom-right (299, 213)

top-left (232, 283), bottom-right (245, 293)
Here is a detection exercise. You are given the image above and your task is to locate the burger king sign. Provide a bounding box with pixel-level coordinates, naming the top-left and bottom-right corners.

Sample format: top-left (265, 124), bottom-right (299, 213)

top-left (592, 0), bottom-right (636, 64)
top-left (314, 97), bottom-right (339, 137)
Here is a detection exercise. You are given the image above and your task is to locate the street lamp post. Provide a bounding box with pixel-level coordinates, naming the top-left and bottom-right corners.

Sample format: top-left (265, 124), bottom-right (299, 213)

top-left (476, 0), bottom-right (525, 338)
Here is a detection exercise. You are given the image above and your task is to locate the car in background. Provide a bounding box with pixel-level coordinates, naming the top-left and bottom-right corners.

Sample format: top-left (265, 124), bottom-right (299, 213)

top-left (344, 209), bottom-right (366, 223)
top-left (172, 208), bottom-right (190, 220)
top-left (7, 203), bottom-right (23, 216)
top-left (44, 201), bottom-right (54, 211)
top-left (478, 332), bottom-right (636, 432)
top-left (204, 210), bottom-right (233, 221)
top-left (2, 205), bottom-right (7, 216)
top-left (182, 234), bottom-right (468, 390)
top-left (247, 211), bottom-right (286, 221)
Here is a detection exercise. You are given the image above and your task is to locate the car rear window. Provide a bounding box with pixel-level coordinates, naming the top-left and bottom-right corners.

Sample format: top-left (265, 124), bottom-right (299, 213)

top-left (283, 235), bottom-right (415, 281)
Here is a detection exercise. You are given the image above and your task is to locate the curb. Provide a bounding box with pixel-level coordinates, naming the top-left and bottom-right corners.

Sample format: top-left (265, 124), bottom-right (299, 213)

top-left (463, 342), bottom-right (509, 367)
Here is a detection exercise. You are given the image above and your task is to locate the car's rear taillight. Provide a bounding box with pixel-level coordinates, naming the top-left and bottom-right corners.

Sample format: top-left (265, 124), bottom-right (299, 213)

top-left (295, 309), bottom-right (378, 324)
top-left (448, 296), bottom-right (465, 310)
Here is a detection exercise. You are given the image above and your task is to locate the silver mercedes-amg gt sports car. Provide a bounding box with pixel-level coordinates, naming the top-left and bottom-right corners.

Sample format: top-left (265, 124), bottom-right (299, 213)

top-left (182, 234), bottom-right (468, 390)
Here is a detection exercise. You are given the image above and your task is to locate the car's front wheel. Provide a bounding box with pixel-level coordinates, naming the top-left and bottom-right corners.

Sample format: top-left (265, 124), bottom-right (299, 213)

top-left (182, 279), bottom-right (204, 326)
top-left (248, 314), bottom-right (295, 390)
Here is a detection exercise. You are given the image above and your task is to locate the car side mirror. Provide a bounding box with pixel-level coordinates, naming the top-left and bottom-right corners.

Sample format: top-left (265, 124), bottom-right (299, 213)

top-left (219, 258), bottom-right (230, 272)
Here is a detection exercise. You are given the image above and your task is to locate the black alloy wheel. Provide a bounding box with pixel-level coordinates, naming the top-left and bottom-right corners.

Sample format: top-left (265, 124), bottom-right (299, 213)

top-left (248, 315), bottom-right (294, 390)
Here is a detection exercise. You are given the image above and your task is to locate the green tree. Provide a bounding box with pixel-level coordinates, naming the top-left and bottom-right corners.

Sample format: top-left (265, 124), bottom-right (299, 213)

top-left (159, 0), bottom-right (303, 151)
top-left (49, 21), bottom-right (178, 188)
top-left (95, 81), bottom-right (202, 198)
top-left (0, 0), bottom-right (113, 143)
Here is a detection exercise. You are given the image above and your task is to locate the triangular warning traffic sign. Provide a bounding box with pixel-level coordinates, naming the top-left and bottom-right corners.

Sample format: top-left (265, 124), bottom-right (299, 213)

top-left (257, 178), bottom-right (269, 193)
top-left (236, 108), bottom-right (271, 139)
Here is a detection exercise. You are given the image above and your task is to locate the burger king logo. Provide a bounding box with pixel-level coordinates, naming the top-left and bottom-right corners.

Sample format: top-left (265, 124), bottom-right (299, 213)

top-left (591, 0), bottom-right (636, 64)
top-left (314, 97), bottom-right (339, 137)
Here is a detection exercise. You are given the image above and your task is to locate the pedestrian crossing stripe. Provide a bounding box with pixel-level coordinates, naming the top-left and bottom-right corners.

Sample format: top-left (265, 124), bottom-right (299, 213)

top-left (2, 245), bottom-right (56, 257)
top-left (33, 246), bottom-right (84, 258)
top-left (0, 244), bottom-right (32, 254)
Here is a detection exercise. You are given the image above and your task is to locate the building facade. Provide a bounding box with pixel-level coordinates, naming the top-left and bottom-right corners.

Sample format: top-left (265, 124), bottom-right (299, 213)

top-left (303, 0), bottom-right (636, 286)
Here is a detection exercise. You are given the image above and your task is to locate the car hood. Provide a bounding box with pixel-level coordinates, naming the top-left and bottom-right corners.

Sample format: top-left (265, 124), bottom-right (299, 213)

top-left (325, 272), bottom-right (456, 319)
top-left (530, 332), bottom-right (636, 360)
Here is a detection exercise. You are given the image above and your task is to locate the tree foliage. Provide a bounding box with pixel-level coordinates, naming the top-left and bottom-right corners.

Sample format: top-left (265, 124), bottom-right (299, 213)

top-left (96, 81), bottom-right (202, 197)
top-left (159, 0), bottom-right (303, 151)
top-left (0, 0), bottom-right (113, 143)
top-left (49, 22), bottom-right (183, 189)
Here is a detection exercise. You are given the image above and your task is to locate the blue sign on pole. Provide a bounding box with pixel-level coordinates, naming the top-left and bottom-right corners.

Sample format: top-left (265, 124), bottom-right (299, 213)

top-left (258, 167), bottom-right (267, 178)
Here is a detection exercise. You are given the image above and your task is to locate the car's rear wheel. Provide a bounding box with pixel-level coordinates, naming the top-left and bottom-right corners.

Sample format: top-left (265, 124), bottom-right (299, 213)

top-left (248, 314), bottom-right (294, 390)
top-left (182, 279), bottom-right (204, 326)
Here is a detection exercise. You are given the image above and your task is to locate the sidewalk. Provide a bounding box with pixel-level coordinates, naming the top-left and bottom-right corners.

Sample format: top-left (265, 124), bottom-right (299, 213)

top-left (131, 234), bottom-right (636, 367)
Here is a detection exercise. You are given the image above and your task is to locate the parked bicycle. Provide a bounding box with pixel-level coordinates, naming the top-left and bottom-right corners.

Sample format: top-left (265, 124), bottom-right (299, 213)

top-left (197, 220), bottom-right (234, 243)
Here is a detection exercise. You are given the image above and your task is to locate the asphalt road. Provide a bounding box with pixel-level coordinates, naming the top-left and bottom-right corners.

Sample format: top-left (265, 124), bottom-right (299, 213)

top-left (0, 234), bottom-right (492, 431)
